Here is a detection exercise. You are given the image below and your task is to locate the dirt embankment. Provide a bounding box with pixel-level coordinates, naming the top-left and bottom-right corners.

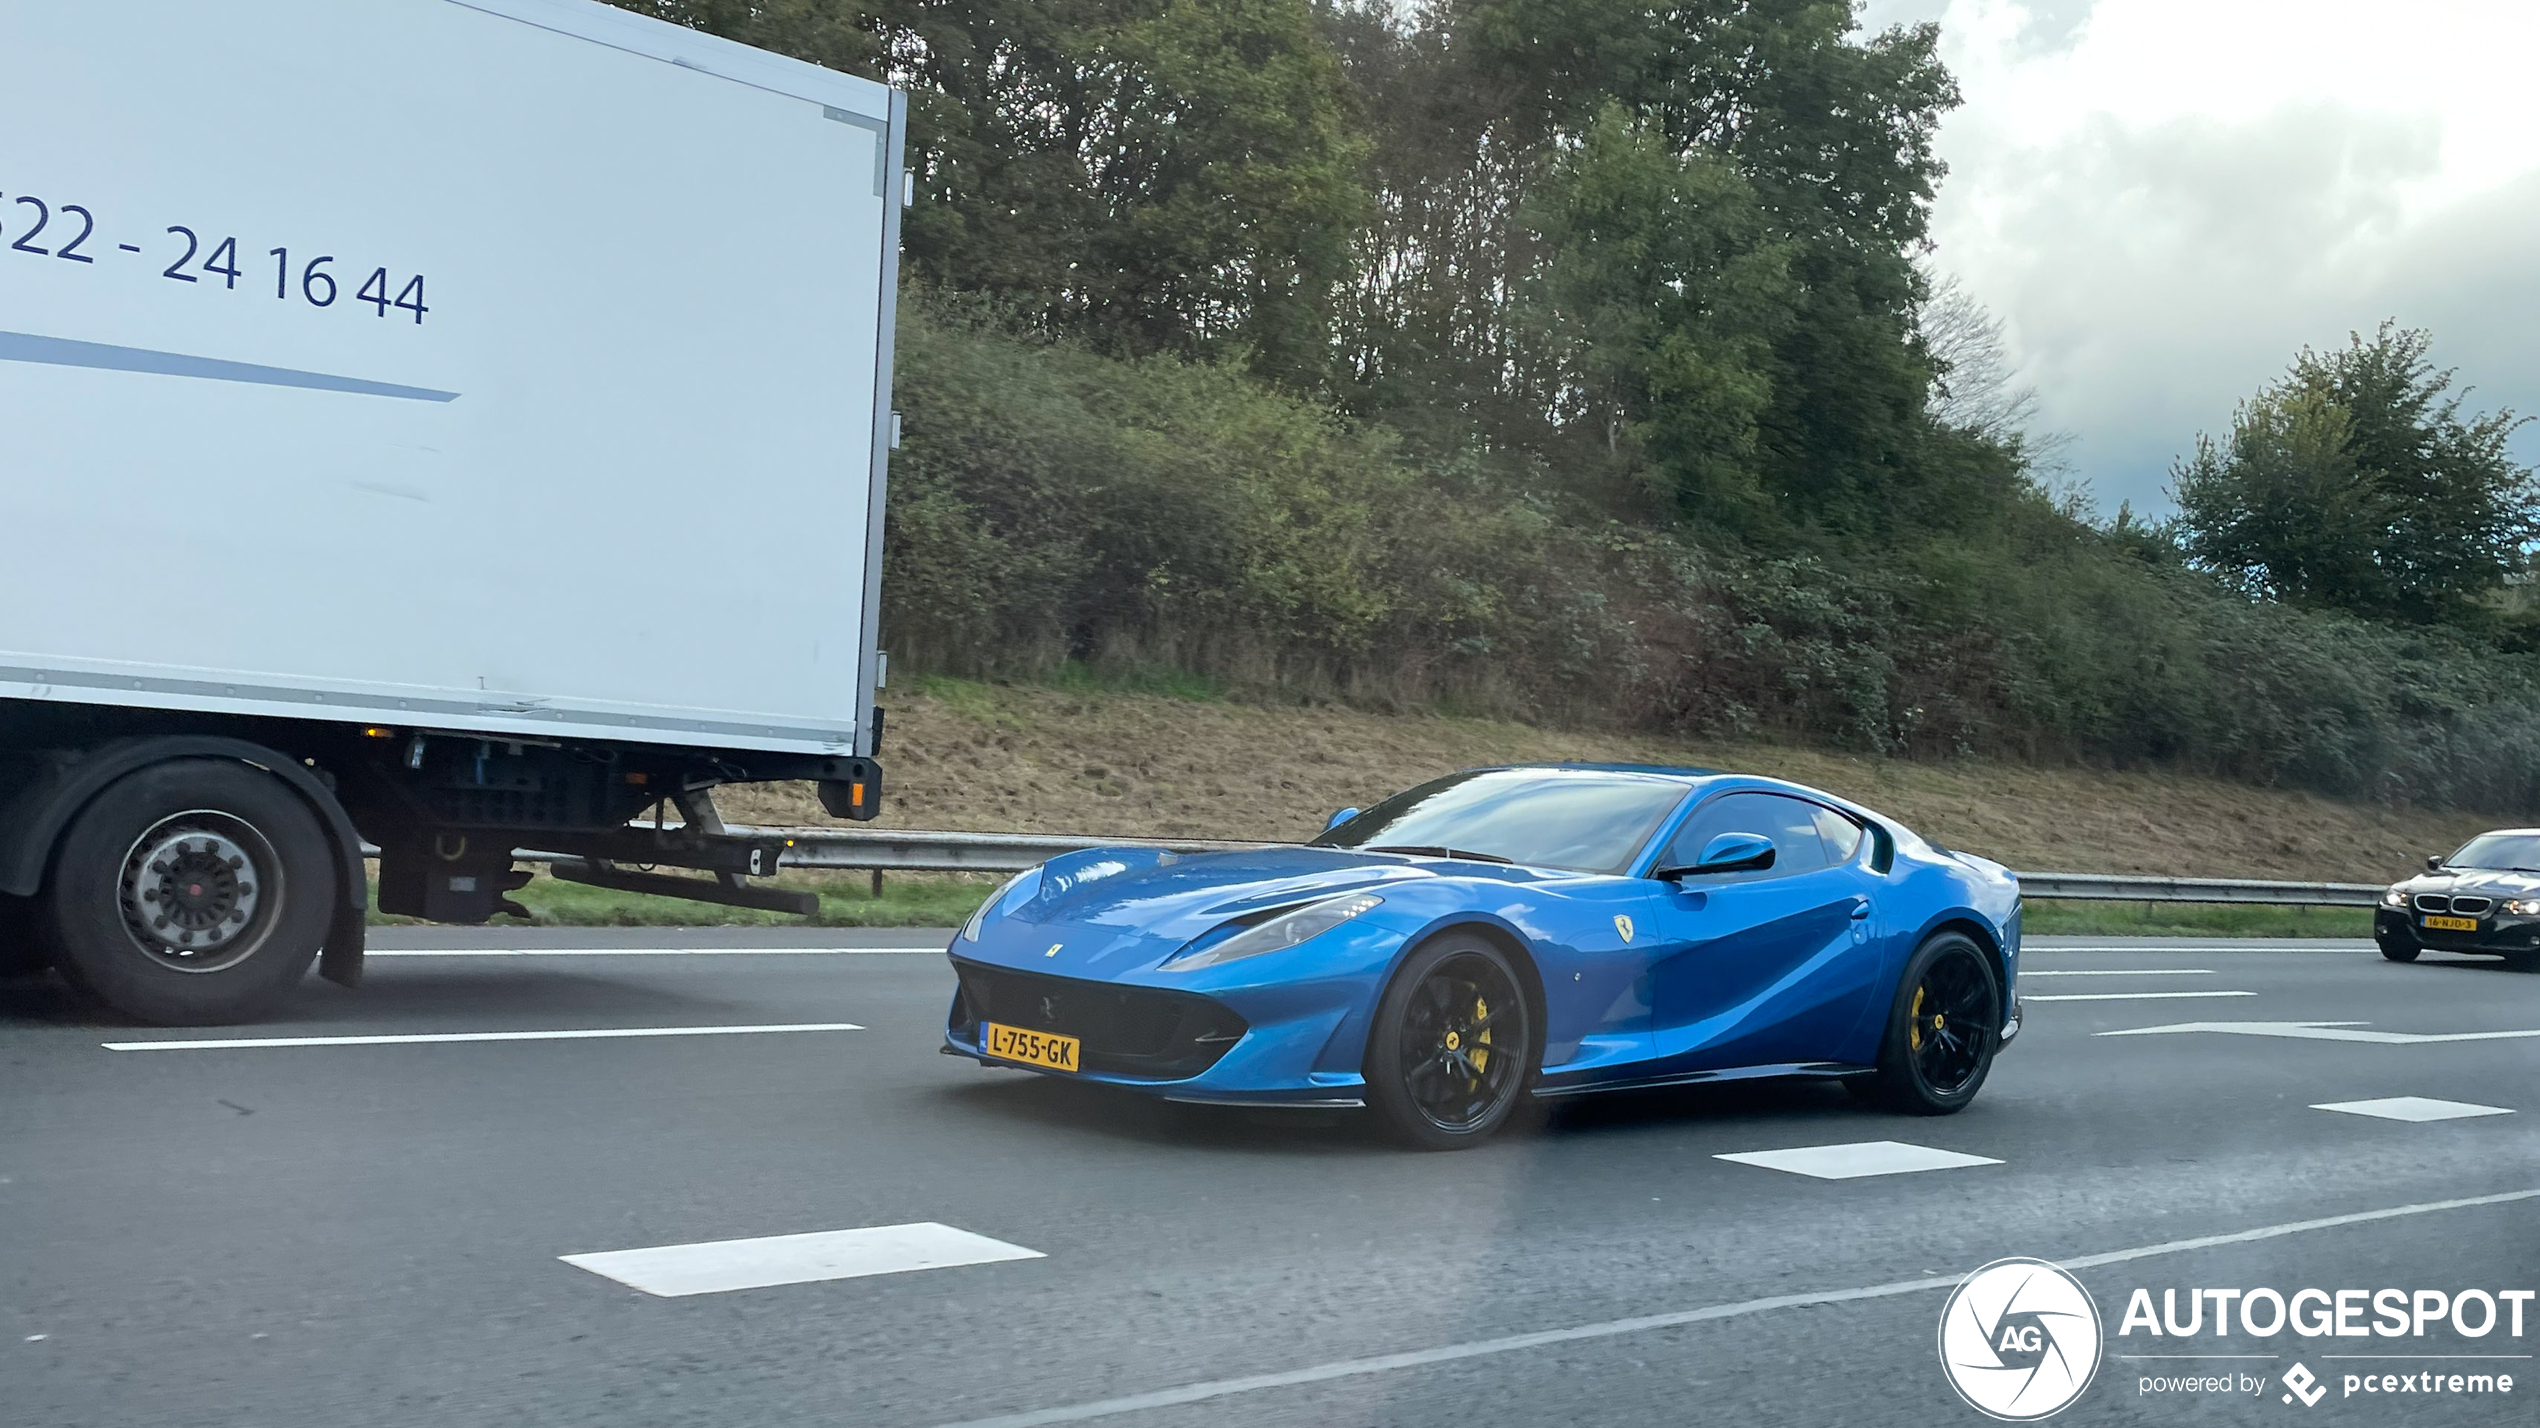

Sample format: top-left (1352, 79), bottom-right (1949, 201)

top-left (713, 681), bottom-right (2493, 882)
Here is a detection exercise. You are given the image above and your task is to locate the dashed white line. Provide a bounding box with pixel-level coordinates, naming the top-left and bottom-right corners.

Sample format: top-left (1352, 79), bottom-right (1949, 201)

top-left (563, 1222), bottom-right (1043, 1297)
top-left (2312, 1097), bottom-right (2515, 1123)
top-left (2020, 969), bottom-right (2216, 977)
top-left (367, 946), bottom-right (944, 957)
top-left (930, 1189), bottom-right (2540, 1428)
top-left (2100, 1021), bottom-right (2540, 1045)
top-left (102, 1022), bottom-right (863, 1051)
top-left (2023, 990), bottom-right (2257, 1003)
top-left (1713, 1140), bottom-right (2001, 1180)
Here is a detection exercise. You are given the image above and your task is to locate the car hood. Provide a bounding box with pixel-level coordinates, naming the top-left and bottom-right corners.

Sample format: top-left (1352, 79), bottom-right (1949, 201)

top-left (962, 844), bottom-right (1563, 977)
top-left (2402, 868), bottom-right (2540, 899)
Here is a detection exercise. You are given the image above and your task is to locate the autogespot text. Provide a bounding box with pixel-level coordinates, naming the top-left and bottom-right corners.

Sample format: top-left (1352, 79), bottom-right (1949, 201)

top-left (2121, 1284), bottom-right (2528, 1402)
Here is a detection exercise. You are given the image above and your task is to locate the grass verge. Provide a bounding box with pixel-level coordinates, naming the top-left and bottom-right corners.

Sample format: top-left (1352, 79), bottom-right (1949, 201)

top-left (366, 868), bottom-right (1000, 930)
top-left (2020, 900), bottom-right (2372, 939)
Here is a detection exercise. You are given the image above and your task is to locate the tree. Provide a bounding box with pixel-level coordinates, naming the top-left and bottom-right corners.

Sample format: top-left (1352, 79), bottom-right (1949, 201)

top-left (615, 0), bottom-right (1370, 385)
top-left (1521, 104), bottom-right (1790, 524)
top-left (2172, 323), bottom-right (2539, 624)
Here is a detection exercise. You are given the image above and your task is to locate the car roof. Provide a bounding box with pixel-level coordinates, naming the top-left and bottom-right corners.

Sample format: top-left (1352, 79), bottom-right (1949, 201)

top-left (1480, 761), bottom-right (1721, 780)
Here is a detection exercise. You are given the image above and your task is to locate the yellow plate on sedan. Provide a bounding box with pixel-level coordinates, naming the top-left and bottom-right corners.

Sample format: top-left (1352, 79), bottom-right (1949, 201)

top-left (983, 1022), bottom-right (1081, 1071)
top-left (2422, 914), bottom-right (2479, 931)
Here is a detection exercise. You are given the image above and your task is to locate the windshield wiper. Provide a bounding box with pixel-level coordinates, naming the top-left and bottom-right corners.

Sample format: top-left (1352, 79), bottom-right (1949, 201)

top-left (1367, 844), bottom-right (1515, 864)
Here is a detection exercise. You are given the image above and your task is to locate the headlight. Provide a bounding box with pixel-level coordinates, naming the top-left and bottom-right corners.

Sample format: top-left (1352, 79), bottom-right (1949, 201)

top-left (1164, 892), bottom-right (1384, 972)
top-left (961, 867), bottom-right (1043, 942)
top-left (2507, 898), bottom-right (2540, 916)
top-left (2381, 887), bottom-right (2409, 908)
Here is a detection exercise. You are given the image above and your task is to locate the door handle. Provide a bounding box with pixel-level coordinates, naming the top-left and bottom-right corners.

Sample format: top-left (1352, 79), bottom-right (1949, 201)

top-left (1849, 901), bottom-right (1872, 920)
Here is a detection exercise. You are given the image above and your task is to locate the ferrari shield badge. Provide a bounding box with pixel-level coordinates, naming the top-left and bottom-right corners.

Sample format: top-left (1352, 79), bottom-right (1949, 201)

top-left (1614, 915), bottom-right (1634, 943)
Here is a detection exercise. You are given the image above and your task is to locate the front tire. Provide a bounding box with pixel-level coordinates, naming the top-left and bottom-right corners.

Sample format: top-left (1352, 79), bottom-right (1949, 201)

top-left (1363, 934), bottom-right (1534, 1150)
top-left (2377, 934), bottom-right (2421, 963)
top-left (1861, 932), bottom-right (2001, 1115)
top-left (38, 760), bottom-right (335, 1025)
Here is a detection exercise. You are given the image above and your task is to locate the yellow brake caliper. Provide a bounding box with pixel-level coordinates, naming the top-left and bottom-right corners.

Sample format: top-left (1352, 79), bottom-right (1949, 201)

top-left (1469, 995), bottom-right (1491, 1074)
top-left (1910, 986), bottom-right (1925, 1051)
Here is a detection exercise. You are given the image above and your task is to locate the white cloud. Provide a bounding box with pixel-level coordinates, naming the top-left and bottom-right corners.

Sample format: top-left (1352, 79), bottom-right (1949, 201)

top-left (1875, 0), bottom-right (2540, 514)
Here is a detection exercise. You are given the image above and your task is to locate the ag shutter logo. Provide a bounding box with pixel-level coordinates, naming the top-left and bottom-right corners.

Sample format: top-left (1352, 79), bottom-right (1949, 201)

top-left (1939, 1258), bottom-right (2104, 1420)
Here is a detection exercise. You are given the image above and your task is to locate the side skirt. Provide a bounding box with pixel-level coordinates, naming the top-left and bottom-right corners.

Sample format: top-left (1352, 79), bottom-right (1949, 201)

top-left (1530, 1061), bottom-right (1873, 1101)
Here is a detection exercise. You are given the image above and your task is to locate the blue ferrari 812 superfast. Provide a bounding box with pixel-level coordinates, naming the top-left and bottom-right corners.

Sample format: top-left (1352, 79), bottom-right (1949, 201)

top-left (943, 765), bottom-right (2022, 1148)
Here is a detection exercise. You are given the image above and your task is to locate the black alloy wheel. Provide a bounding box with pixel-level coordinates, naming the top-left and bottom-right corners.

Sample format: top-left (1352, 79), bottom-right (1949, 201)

top-left (1863, 932), bottom-right (2001, 1115)
top-left (1364, 934), bottom-right (1533, 1149)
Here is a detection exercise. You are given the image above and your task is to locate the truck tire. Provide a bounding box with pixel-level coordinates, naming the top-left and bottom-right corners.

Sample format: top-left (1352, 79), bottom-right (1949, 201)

top-left (38, 759), bottom-right (336, 1025)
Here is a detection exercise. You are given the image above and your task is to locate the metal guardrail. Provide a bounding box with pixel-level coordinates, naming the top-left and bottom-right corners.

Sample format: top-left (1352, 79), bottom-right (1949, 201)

top-left (671, 826), bottom-right (2387, 906)
top-left (2011, 872), bottom-right (2382, 906)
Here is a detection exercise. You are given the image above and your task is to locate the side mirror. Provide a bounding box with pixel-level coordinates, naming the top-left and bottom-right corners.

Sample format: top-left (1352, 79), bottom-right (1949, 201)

top-left (1657, 832), bottom-right (1777, 879)
top-left (1324, 807), bottom-right (1361, 833)
top-left (2426, 854), bottom-right (2445, 872)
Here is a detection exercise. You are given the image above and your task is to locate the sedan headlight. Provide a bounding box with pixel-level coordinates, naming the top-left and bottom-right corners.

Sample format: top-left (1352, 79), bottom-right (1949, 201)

top-left (2507, 898), bottom-right (2540, 916)
top-left (961, 867), bottom-right (1043, 942)
top-left (2381, 887), bottom-right (2409, 909)
top-left (1165, 892), bottom-right (1385, 972)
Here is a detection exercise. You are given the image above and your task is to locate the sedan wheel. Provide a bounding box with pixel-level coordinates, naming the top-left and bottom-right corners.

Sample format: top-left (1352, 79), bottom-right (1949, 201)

top-left (1364, 935), bottom-right (1533, 1149)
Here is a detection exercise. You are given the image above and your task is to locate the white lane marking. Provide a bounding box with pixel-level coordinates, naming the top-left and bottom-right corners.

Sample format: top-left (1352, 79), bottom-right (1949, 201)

top-left (102, 1023), bottom-right (862, 1051)
top-left (2024, 990), bottom-right (2256, 1003)
top-left (2099, 1021), bottom-right (2540, 1045)
top-left (2011, 960), bottom-right (2214, 970)
top-left (367, 947), bottom-right (944, 957)
top-left (1712, 1140), bottom-right (2001, 1180)
top-left (562, 1222), bottom-right (1042, 1297)
top-left (931, 1189), bottom-right (2540, 1428)
top-left (2313, 1097), bottom-right (2515, 1123)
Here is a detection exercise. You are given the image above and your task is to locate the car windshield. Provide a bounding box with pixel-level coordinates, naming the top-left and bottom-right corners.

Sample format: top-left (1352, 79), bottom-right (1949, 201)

top-left (2444, 833), bottom-right (2540, 872)
top-left (1312, 769), bottom-right (1689, 874)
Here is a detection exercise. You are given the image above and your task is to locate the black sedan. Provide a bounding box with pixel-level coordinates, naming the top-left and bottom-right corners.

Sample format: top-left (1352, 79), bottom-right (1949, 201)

top-left (2374, 828), bottom-right (2540, 963)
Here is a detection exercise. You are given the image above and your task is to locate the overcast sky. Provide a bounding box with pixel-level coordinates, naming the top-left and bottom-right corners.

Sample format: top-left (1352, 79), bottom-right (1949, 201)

top-left (1861, 0), bottom-right (2540, 518)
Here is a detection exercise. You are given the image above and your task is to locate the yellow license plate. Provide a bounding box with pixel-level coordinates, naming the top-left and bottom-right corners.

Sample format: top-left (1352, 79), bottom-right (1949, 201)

top-left (983, 1022), bottom-right (1081, 1072)
top-left (2422, 914), bottom-right (2479, 931)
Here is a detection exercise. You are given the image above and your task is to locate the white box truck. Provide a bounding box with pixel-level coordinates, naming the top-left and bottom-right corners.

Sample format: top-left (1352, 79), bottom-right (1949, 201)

top-left (0, 0), bottom-right (904, 1023)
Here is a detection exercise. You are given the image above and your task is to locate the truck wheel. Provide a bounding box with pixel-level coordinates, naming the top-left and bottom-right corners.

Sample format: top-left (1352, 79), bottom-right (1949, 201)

top-left (39, 760), bottom-right (335, 1025)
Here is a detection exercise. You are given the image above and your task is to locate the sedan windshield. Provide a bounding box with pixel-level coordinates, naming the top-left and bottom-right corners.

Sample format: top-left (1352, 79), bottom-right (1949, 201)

top-left (2444, 832), bottom-right (2540, 872)
top-left (1313, 769), bottom-right (1688, 874)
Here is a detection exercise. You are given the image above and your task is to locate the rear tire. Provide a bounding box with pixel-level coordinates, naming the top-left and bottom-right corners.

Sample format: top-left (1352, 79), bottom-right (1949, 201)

top-left (1363, 934), bottom-right (1534, 1150)
top-left (1861, 932), bottom-right (2001, 1115)
top-left (39, 759), bottom-right (335, 1025)
top-left (2377, 935), bottom-right (2421, 963)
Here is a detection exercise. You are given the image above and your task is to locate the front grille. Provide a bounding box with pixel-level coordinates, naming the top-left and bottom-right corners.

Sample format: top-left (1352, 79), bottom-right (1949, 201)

top-left (2450, 896), bottom-right (2494, 914)
top-left (2415, 895), bottom-right (2453, 913)
top-left (950, 959), bottom-right (1247, 1081)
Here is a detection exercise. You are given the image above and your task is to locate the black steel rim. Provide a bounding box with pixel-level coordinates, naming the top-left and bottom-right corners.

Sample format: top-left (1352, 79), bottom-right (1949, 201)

top-left (1909, 948), bottom-right (1993, 1094)
top-left (1397, 952), bottom-right (1524, 1131)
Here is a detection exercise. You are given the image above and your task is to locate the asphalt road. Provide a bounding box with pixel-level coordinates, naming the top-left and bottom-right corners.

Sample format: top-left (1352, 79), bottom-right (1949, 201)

top-left (5, 930), bottom-right (2536, 1427)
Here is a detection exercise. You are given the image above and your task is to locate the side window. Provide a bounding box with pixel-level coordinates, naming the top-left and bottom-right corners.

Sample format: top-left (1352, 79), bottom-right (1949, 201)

top-left (1661, 793), bottom-right (1833, 881)
top-left (1813, 805), bottom-right (1865, 865)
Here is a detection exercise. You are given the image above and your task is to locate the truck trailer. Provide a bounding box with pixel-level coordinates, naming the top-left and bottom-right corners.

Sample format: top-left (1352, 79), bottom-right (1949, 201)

top-left (0, 0), bottom-right (904, 1023)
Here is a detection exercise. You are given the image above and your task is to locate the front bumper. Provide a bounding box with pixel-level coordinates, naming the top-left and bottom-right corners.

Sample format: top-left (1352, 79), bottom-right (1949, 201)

top-left (2376, 907), bottom-right (2540, 954)
top-left (942, 954), bottom-right (1375, 1105)
top-left (2000, 993), bottom-right (2022, 1048)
